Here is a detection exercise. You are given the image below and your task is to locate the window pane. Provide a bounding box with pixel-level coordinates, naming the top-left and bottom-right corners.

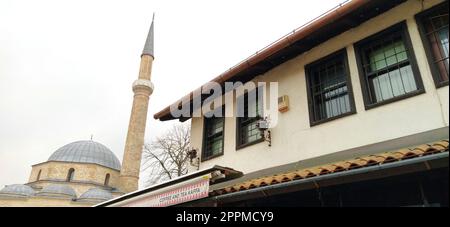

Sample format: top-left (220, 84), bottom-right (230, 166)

top-left (308, 52), bottom-right (352, 122)
top-left (206, 118), bottom-right (223, 136)
top-left (369, 40), bottom-right (407, 72)
top-left (370, 65), bottom-right (417, 102)
top-left (240, 121), bottom-right (262, 145)
top-left (237, 88), bottom-right (263, 146)
top-left (422, 8), bottom-right (449, 84)
top-left (360, 27), bottom-right (420, 105)
top-left (208, 136), bottom-right (223, 156)
top-left (203, 115), bottom-right (224, 159)
top-left (438, 29), bottom-right (449, 58)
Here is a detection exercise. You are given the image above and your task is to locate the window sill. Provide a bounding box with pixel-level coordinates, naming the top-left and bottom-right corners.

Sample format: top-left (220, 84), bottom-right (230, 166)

top-left (364, 89), bottom-right (426, 110)
top-left (201, 153), bottom-right (224, 162)
top-left (436, 81), bottom-right (449, 89)
top-left (236, 138), bottom-right (265, 151)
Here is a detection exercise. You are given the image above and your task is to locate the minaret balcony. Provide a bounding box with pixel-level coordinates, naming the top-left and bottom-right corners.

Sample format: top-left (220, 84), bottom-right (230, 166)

top-left (132, 79), bottom-right (154, 95)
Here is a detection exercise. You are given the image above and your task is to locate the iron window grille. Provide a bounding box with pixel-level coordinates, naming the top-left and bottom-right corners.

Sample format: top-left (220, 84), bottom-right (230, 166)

top-left (355, 22), bottom-right (424, 109)
top-left (416, 1), bottom-right (449, 88)
top-left (202, 108), bottom-right (225, 161)
top-left (305, 49), bottom-right (356, 125)
top-left (236, 88), bottom-right (264, 149)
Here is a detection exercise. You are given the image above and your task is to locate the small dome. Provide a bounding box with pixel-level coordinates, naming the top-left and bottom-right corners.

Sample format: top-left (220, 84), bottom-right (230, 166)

top-left (78, 188), bottom-right (113, 202)
top-left (48, 140), bottom-right (121, 170)
top-left (38, 184), bottom-right (77, 199)
top-left (0, 184), bottom-right (35, 197)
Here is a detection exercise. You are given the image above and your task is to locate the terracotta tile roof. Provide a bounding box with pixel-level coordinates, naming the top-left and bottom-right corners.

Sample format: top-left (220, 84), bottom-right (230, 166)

top-left (210, 140), bottom-right (449, 196)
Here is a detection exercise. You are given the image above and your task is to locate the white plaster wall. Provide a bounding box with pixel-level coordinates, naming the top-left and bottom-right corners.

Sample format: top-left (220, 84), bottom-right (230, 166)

top-left (189, 0), bottom-right (449, 174)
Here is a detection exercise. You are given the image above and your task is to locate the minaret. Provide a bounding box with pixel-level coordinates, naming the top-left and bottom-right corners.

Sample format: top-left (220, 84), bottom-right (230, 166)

top-left (119, 16), bottom-right (155, 193)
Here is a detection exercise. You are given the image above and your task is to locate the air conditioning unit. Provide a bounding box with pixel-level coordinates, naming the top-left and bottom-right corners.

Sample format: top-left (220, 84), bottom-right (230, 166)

top-left (278, 95), bottom-right (289, 113)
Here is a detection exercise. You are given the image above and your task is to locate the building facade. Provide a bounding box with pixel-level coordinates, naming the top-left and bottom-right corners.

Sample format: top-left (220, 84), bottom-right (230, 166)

top-left (145, 0), bottom-right (449, 207)
top-left (154, 0), bottom-right (449, 175)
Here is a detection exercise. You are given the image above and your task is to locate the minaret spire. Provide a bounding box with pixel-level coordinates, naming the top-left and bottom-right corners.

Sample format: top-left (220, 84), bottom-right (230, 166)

top-left (119, 15), bottom-right (156, 193)
top-left (142, 13), bottom-right (154, 58)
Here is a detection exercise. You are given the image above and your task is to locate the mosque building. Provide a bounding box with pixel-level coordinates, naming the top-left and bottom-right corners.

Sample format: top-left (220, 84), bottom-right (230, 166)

top-left (0, 16), bottom-right (155, 207)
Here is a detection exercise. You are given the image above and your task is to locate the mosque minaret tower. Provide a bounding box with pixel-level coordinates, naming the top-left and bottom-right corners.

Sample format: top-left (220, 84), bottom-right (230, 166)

top-left (119, 16), bottom-right (155, 193)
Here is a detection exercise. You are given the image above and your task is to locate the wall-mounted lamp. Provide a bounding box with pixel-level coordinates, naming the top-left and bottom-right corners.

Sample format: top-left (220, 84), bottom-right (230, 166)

top-left (187, 148), bottom-right (200, 170)
top-left (257, 116), bottom-right (272, 147)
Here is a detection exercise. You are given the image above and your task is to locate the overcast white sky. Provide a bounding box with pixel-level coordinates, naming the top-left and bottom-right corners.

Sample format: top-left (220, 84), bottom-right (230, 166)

top-left (0, 0), bottom-right (344, 189)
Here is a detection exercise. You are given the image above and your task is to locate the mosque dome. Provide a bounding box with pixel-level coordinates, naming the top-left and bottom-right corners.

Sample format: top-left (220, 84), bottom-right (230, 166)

top-left (0, 184), bottom-right (35, 197)
top-left (37, 184), bottom-right (77, 199)
top-left (48, 140), bottom-right (121, 170)
top-left (78, 188), bottom-right (113, 202)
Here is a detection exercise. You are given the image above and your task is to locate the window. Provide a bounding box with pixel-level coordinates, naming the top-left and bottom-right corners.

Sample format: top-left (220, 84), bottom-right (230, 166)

top-left (202, 108), bottom-right (225, 161)
top-left (36, 170), bottom-right (41, 181)
top-left (355, 22), bottom-right (424, 109)
top-left (305, 49), bottom-right (356, 125)
top-left (416, 1), bottom-right (449, 87)
top-left (236, 88), bottom-right (263, 149)
top-left (67, 168), bottom-right (75, 182)
top-left (104, 174), bottom-right (110, 186)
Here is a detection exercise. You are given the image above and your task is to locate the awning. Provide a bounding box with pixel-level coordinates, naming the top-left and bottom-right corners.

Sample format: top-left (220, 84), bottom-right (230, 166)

top-left (209, 140), bottom-right (448, 198)
top-left (95, 166), bottom-right (242, 207)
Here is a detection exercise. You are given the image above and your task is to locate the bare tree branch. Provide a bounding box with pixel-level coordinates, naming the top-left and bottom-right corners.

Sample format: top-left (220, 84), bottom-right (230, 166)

top-left (141, 124), bottom-right (191, 187)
